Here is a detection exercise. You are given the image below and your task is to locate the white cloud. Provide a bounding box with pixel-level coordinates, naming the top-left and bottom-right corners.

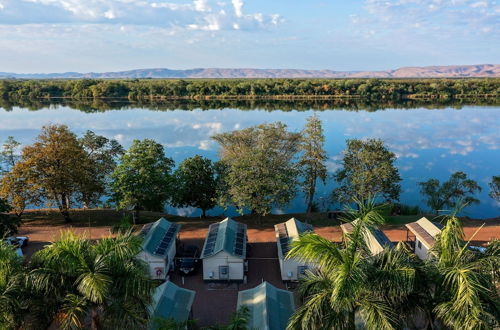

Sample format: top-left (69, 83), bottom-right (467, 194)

top-left (232, 0), bottom-right (243, 17)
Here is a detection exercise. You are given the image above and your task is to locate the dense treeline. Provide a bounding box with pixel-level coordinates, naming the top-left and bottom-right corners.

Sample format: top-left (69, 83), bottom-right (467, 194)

top-left (0, 95), bottom-right (498, 113)
top-left (0, 78), bottom-right (498, 101)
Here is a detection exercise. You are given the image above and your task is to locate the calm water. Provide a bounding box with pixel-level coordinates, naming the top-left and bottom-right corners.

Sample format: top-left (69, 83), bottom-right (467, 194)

top-left (0, 104), bottom-right (499, 218)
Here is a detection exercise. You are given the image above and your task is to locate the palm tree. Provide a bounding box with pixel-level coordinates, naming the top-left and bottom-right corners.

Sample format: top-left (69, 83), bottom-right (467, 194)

top-left (0, 240), bottom-right (26, 329)
top-left (29, 230), bottom-right (155, 330)
top-left (204, 306), bottom-right (250, 330)
top-left (424, 207), bottom-right (500, 329)
top-left (286, 199), bottom-right (419, 330)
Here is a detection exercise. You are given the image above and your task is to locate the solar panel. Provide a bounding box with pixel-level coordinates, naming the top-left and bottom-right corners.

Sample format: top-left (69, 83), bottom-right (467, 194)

top-left (155, 247), bottom-right (166, 255)
top-left (234, 247), bottom-right (243, 256)
top-left (236, 232), bottom-right (244, 239)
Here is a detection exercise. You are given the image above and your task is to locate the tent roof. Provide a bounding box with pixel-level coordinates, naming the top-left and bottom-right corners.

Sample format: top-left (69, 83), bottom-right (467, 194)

top-left (275, 218), bottom-right (313, 259)
top-left (141, 218), bottom-right (180, 258)
top-left (405, 217), bottom-right (443, 248)
top-left (201, 218), bottom-right (247, 259)
top-left (341, 219), bottom-right (394, 254)
top-left (237, 281), bottom-right (295, 330)
top-left (149, 281), bottom-right (195, 328)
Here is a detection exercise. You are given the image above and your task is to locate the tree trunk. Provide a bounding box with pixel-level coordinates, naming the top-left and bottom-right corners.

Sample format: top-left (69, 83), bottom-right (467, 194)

top-left (202, 208), bottom-right (207, 218)
top-left (306, 180), bottom-right (316, 215)
top-left (60, 193), bottom-right (71, 223)
top-left (132, 208), bottom-right (138, 225)
top-left (90, 305), bottom-right (100, 330)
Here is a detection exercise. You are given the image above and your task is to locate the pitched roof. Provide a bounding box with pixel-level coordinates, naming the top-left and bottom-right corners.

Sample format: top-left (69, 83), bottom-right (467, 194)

top-left (237, 281), bottom-right (295, 330)
top-left (405, 217), bottom-right (443, 248)
top-left (149, 281), bottom-right (195, 328)
top-left (340, 219), bottom-right (394, 255)
top-left (141, 218), bottom-right (180, 258)
top-left (201, 218), bottom-right (247, 259)
top-left (275, 218), bottom-right (314, 259)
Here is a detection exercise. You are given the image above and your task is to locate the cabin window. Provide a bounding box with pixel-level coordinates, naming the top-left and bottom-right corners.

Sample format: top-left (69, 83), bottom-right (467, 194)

top-left (219, 265), bottom-right (229, 279)
top-left (297, 266), bottom-right (308, 277)
top-left (417, 240), bottom-right (422, 249)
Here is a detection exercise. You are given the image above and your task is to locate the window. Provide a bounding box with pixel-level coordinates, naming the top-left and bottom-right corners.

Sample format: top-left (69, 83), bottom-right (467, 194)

top-left (297, 266), bottom-right (308, 277)
top-left (417, 240), bottom-right (422, 249)
top-left (219, 265), bottom-right (229, 279)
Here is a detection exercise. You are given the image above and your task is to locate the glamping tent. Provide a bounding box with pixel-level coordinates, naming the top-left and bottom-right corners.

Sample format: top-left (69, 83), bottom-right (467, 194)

top-left (340, 219), bottom-right (394, 255)
top-left (274, 218), bottom-right (314, 281)
top-left (201, 218), bottom-right (247, 281)
top-left (237, 281), bottom-right (295, 330)
top-left (138, 218), bottom-right (180, 280)
top-left (148, 281), bottom-right (195, 330)
top-left (405, 217), bottom-right (443, 260)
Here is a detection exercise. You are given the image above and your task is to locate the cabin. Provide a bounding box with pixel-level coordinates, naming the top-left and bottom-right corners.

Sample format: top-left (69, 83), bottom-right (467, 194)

top-left (201, 218), bottom-right (247, 281)
top-left (137, 218), bottom-right (180, 280)
top-left (237, 281), bottom-right (295, 330)
top-left (405, 217), bottom-right (443, 260)
top-left (148, 281), bottom-right (195, 330)
top-left (275, 218), bottom-right (314, 281)
top-left (340, 219), bottom-right (394, 255)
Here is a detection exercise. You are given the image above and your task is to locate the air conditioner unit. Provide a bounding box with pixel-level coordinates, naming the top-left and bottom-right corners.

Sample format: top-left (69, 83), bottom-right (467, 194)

top-left (209, 271), bottom-right (214, 278)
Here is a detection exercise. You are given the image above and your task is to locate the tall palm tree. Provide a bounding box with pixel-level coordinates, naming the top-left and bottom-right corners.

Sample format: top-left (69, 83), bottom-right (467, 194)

top-left (286, 199), bottom-right (419, 330)
top-left (0, 241), bottom-right (26, 329)
top-left (29, 231), bottom-right (155, 330)
top-left (425, 207), bottom-right (500, 329)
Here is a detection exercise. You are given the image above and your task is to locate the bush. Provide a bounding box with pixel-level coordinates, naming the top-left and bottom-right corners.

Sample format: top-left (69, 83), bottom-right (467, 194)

top-left (111, 214), bottom-right (133, 234)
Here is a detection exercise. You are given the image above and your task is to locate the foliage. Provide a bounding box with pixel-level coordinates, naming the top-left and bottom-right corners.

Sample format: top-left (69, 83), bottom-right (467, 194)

top-left (333, 138), bottom-right (401, 203)
top-left (111, 214), bottom-right (133, 234)
top-left (212, 122), bottom-right (301, 217)
top-left (154, 317), bottom-right (197, 330)
top-left (489, 175), bottom-right (500, 203)
top-left (424, 208), bottom-right (500, 329)
top-left (0, 136), bottom-right (21, 175)
top-left (418, 171), bottom-right (482, 213)
top-left (172, 155), bottom-right (218, 218)
top-left (111, 139), bottom-right (175, 222)
top-left (0, 240), bottom-right (27, 329)
top-left (78, 131), bottom-right (124, 208)
top-left (0, 78), bottom-right (498, 101)
top-left (286, 199), bottom-right (419, 329)
top-left (0, 198), bottom-right (22, 237)
top-left (299, 114), bottom-right (327, 214)
top-left (204, 306), bottom-right (250, 330)
top-left (29, 231), bottom-right (155, 330)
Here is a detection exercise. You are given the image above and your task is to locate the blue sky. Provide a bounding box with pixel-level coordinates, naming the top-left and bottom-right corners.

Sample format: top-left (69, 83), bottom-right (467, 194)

top-left (0, 0), bottom-right (498, 73)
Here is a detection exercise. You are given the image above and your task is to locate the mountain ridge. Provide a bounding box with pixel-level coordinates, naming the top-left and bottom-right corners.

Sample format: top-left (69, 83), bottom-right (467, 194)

top-left (1, 64), bottom-right (499, 79)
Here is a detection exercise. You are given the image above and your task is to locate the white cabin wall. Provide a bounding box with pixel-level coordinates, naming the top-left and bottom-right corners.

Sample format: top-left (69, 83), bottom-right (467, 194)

top-left (137, 251), bottom-right (167, 279)
top-left (414, 238), bottom-right (430, 260)
top-left (202, 251), bottom-right (244, 280)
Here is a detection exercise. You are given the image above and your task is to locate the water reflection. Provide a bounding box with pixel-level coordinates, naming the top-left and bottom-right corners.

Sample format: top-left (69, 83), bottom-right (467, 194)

top-left (0, 104), bottom-right (498, 218)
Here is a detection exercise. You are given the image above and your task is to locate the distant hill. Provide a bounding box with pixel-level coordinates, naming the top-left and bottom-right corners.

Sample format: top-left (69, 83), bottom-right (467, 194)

top-left (1, 64), bottom-right (498, 79)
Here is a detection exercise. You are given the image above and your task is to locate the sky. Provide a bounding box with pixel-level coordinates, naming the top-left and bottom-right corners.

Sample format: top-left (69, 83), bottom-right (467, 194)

top-left (0, 0), bottom-right (498, 73)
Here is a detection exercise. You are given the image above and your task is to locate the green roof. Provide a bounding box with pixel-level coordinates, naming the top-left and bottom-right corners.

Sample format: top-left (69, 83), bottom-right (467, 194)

top-left (237, 282), bottom-right (295, 330)
top-left (149, 281), bottom-right (195, 329)
top-left (141, 218), bottom-right (180, 258)
top-left (201, 218), bottom-right (247, 258)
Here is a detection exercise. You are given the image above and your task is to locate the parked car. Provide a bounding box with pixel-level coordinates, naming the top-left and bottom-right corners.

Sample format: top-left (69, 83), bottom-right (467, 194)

top-left (177, 245), bottom-right (200, 275)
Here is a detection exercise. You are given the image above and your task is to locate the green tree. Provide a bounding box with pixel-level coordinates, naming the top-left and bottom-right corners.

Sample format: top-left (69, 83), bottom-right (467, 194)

top-left (0, 240), bottom-right (26, 329)
top-left (489, 175), bottom-right (500, 203)
top-left (79, 130), bottom-right (124, 208)
top-left (172, 155), bottom-right (218, 218)
top-left (10, 125), bottom-right (90, 222)
top-left (418, 171), bottom-right (481, 214)
top-left (112, 139), bottom-right (175, 223)
top-left (333, 138), bottom-right (401, 204)
top-left (299, 114), bottom-right (327, 214)
top-left (0, 198), bottom-right (22, 237)
top-left (212, 122), bottom-right (301, 218)
top-left (287, 200), bottom-right (418, 329)
top-left (0, 136), bottom-right (21, 175)
top-left (29, 231), bottom-right (154, 330)
top-left (422, 208), bottom-right (500, 329)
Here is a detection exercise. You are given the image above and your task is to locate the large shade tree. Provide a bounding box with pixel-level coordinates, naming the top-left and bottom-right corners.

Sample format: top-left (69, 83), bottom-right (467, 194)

top-left (172, 155), bottom-right (218, 218)
top-left (418, 171), bottom-right (481, 214)
top-left (112, 139), bottom-right (175, 223)
top-left (489, 175), bottom-right (500, 203)
top-left (212, 122), bottom-right (301, 218)
top-left (287, 200), bottom-right (418, 330)
top-left (29, 231), bottom-right (155, 330)
top-left (299, 114), bottom-right (327, 214)
top-left (333, 138), bottom-right (401, 204)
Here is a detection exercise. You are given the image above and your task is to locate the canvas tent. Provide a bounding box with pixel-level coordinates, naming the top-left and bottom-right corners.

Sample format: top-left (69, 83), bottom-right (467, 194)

top-left (148, 281), bottom-right (195, 330)
top-left (275, 217), bottom-right (314, 281)
top-left (237, 281), bottom-right (295, 330)
top-left (201, 217), bottom-right (247, 281)
top-left (340, 219), bottom-right (394, 255)
top-left (405, 217), bottom-right (443, 260)
top-left (137, 218), bottom-right (180, 279)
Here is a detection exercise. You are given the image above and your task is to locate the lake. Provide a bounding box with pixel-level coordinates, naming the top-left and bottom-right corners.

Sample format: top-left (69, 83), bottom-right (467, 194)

top-left (0, 103), bottom-right (499, 218)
